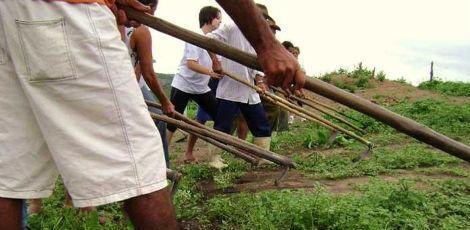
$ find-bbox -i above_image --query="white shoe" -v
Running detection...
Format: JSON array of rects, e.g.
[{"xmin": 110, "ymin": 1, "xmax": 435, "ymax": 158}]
[
  {"xmin": 288, "ymin": 115, "xmax": 294, "ymax": 124},
  {"xmin": 209, "ymin": 154, "xmax": 228, "ymax": 169}
]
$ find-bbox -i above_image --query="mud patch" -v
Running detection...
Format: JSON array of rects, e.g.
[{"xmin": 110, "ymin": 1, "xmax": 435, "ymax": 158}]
[{"xmin": 199, "ymin": 168, "xmax": 468, "ymax": 198}]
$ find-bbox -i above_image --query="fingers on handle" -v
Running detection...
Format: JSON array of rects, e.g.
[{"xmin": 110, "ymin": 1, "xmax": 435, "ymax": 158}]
[{"xmin": 294, "ymin": 69, "xmax": 306, "ymax": 91}]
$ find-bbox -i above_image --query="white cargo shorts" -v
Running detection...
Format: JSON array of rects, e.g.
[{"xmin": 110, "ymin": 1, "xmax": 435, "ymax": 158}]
[{"xmin": 0, "ymin": 1, "xmax": 167, "ymax": 207}]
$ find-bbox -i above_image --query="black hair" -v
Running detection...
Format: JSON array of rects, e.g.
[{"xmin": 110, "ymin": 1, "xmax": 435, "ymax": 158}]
[
  {"xmin": 199, "ymin": 6, "xmax": 221, "ymax": 28},
  {"xmin": 282, "ymin": 41, "xmax": 294, "ymax": 49},
  {"xmin": 138, "ymin": 0, "xmax": 158, "ymax": 6}
]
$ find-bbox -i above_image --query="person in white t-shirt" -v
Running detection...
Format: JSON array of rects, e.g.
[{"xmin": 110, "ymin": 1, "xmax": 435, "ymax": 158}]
[
  {"xmin": 208, "ymin": 17, "xmax": 272, "ymax": 153},
  {"xmin": 167, "ymin": 6, "xmax": 223, "ymax": 162}
]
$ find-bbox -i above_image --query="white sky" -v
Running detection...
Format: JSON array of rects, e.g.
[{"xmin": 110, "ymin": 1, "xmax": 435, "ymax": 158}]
[{"xmin": 151, "ymin": 0, "xmax": 470, "ymax": 85}]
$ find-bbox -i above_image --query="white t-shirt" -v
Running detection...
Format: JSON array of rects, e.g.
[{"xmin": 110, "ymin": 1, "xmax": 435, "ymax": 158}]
[
  {"xmin": 171, "ymin": 39, "xmax": 213, "ymax": 94},
  {"xmin": 208, "ymin": 21, "xmax": 263, "ymax": 104}
]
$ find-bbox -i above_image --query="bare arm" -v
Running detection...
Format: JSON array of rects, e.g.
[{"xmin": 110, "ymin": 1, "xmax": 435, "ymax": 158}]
[
  {"xmin": 215, "ymin": 0, "xmax": 305, "ymax": 92},
  {"xmin": 187, "ymin": 60, "xmax": 222, "ymax": 79},
  {"xmin": 134, "ymin": 26, "xmax": 175, "ymax": 115}
]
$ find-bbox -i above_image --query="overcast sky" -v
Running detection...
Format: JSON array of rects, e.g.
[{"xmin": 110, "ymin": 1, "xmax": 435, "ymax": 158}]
[{"xmin": 150, "ymin": 0, "xmax": 470, "ymax": 85}]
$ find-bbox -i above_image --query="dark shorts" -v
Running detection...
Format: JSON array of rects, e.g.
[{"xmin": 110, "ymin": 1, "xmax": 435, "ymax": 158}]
[
  {"xmin": 214, "ymin": 99, "xmax": 271, "ymax": 137},
  {"xmin": 196, "ymin": 78, "xmax": 219, "ymax": 123},
  {"xmin": 168, "ymin": 87, "xmax": 218, "ymax": 132}
]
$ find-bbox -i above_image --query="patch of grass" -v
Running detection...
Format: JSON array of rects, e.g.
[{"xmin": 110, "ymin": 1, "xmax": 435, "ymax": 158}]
[
  {"xmin": 303, "ymin": 129, "xmax": 330, "ymax": 149},
  {"xmin": 393, "ymin": 77, "xmax": 408, "ymax": 84},
  {"xmin": 416, "ymin": 166, "xmax": 470, "ymax": 177},
  {"xmin": 392, "ymin": 99, "xmax": 470, "ymax": 139},
  {"xmin": 270, "ymin": 122, "xmax": 325, "ymax": 154},
  {"xmin": 213, "ymin": 153, "xmax": 249, "ymax": 189},
  {"xmin": 270, "ymin": 131, "xmax": 298, "ymax": 152},
  {"xmin": 27, "ymin": 182, "xmax": 129, "ymax": 229},
  {"xmin": 205, "ymin": 179, "xmax": 470, "ymax": 229},
  {"xmin": 319, "ymin": 64, "xmax": 379, "ymax": 91},
  {"xmin": 419, "ymin": 80, "xmax": 470, "ymax": 97},
  {"xmin": 294, "ymin": 143, "xmax": 461, "ymax": 179},
  {"xmin": 369, "ymin": 132, "xmax": 409, "ymax": 146},
  {"xmin": 343, "ymin": 98, "xmax": 470, "ymax": 141},
  {"xmin": 172, "ymin": 164, "xmax": 212, "ymax": 221},
  {"xmin": 185, "ymin": 101, "xmax": 198, "ymax": 119},
  {"xmin": 375, "ymin": 144, "xmax": 462, "ymax": 169}
]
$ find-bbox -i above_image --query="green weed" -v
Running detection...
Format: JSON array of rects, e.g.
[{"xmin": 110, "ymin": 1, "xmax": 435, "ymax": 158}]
[
  {"xmin": 418, "ymin": 80, "xmax": 470, "ymax": 97},
  {"xmin": 27, "ymin": 182, "xmax": 129, "ymax": 229},
  {"xmin": 393, "ymin": 77, "xmax": 408, "ymax": 84},
  {"xmin": 204, "ymin": 179, "xmax": 470, "ymax": 229},
  {"xmin": 377, "ymin": 71, "xmax": 386, "ymax": 81},
  {"xmin": 303, "ymin": 129, "xmax": 330, "ymax": 148},
  {"xmin": 294, "ymin": 143, "xmax": 461, "ymax": 179}
]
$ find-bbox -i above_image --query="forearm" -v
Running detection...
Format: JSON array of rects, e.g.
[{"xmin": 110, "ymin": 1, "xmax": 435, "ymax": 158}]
[
  {"xmin": 144, "ymin": 73, "xmax": 170, "ymax": 105},
  {"xmin": 187, "ymin": 61, "xmax": 213, "ymax": 76},
  {"xmin": 215, "ymin": 0, "xmax": 277, "ymax": 52}
]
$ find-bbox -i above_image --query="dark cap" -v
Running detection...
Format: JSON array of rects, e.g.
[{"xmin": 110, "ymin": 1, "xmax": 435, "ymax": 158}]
[{"xmin": 256, "ymin": 3, "xmax": 281, "ymax": 31}]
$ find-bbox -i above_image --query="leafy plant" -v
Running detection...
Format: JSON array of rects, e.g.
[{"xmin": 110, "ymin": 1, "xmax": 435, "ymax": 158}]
[
  {"xmin": 320, "ymin": 72, "xmax": 334, "ymax": 83},
  {"xmin": 333, "ymin": 134, "xmax": 354, "ymax": 146},
  {"xmin": 303, "ymin": 129, "xmax": 330, "ymax": 148},
  {"xmin": 418, "ymin": 80, "xmax": 470, "ymax": 97},
  {"xmin": 356, "ymin": 75, "xmax": 370, "ymax": 88},
  {"xmin": 377, "ymin": 71, "xmax": 386, "ymax": 81}
]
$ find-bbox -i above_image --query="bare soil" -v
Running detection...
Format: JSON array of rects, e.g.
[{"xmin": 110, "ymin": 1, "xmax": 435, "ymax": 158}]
[{"xmin": 199, "ymin": 168, "xmax": 467, "ymax": 198}]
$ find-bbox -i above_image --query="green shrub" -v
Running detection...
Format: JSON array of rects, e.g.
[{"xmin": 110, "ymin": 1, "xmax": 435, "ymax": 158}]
[
  {"xmin": 303, "ymin": 129, "xmax": 330, "ymax": 148},
  {"xmin": 320, "ymin": 72, "xmax": 334, "ymax": 83},
  {"xmin": 356, "ymin": 75, "xmax": 370, "ymax": 88},
  {"xmin": 418, "ymin": 80, "xmax": 470, "ymax": 97},
  {"xmin": 351, "ymin": 66, "xmax": 373, "ymax": 79},
  {"xmin": 377, "ymin": 71, "xmax": 386, "ymax": 81}
]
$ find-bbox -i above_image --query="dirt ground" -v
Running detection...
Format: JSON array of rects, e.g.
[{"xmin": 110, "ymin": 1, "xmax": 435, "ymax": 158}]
[{"xmin": 197, "ymin": 167, "xmax": 468, "ymax": 198}]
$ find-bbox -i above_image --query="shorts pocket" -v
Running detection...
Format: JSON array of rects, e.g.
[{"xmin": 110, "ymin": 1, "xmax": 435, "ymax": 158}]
[{"xmin": 16, "ymin": 18, "xmax": 76, "ymax": 82}]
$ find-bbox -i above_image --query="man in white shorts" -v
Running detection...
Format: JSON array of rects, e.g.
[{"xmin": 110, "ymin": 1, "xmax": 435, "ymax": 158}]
[{"xmin": 0, "ymin": 0, "xmax": 177, "ymax": 228}]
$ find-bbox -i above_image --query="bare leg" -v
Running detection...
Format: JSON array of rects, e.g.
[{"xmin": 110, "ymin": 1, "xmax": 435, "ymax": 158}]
[
  {"xmin": 0, "ymin": 198, "xmax": 22, "ymax": 230},
  {"xmin": 236, "ymin": 116, "xmax": 249, "ymax": 140},
  {"xmin": 185, "ymin": 134, "xmax": 198, "ymax": 162},
  {"xmin": 185, "ymin": 120, "xmax": 205, "ymax": 162},
  {"xmin": 124, "ymin": 188, "xmax": 177, "ymax": 230},
  {"xmin": 28, "ymin": 199, "xmax": 42, "ymax": 214}
]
